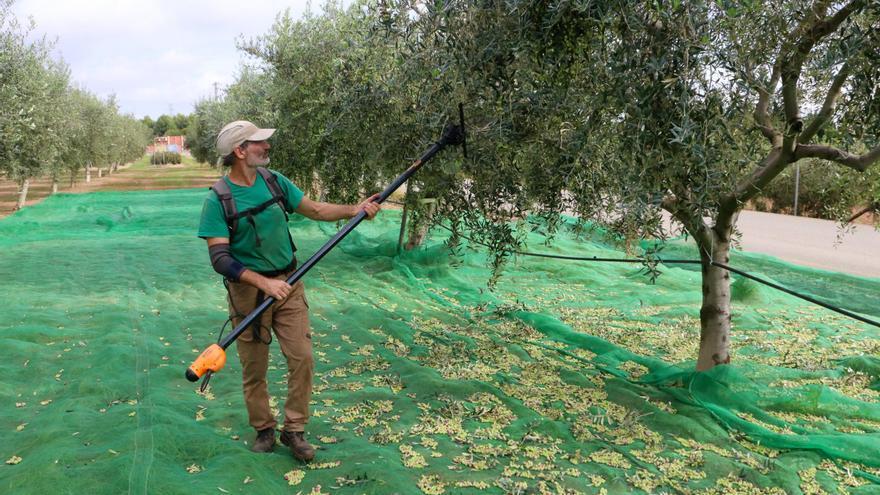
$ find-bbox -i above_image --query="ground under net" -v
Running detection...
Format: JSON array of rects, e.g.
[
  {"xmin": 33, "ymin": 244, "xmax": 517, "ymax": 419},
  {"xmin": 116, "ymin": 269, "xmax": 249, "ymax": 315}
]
[{"xmin": 1, "ymin": 188, "xmax": 879, "ymax": 495}]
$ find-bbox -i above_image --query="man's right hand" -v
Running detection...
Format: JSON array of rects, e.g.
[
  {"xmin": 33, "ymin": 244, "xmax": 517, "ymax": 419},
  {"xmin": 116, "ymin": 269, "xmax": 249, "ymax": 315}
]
[
  {"xmin": 238, "ymin": 268, "xmax": 293, "ymax": 300},
  {"xmin": 260, "ymin": 277, "xmax": 293, "ymax": 300}
]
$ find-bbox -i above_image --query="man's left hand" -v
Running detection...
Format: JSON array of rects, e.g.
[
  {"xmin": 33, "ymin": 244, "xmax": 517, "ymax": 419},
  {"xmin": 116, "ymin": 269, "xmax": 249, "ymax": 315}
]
[{"xmin": 357, "ymin": 194, "xmax": 381, "ymax": 220}]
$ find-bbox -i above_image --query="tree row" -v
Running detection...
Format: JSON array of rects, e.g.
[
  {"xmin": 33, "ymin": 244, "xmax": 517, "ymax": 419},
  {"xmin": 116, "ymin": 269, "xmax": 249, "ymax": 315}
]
[{"xmin": 0, "ymin": 1, "xmax": 152, "ymax": 209}]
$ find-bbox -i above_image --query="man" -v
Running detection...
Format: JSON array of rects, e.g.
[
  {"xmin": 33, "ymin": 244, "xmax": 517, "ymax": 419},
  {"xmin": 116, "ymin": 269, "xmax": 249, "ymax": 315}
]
[{"xmin": 197, "ymin": 120, "xmax": 380, "ymax": 462}]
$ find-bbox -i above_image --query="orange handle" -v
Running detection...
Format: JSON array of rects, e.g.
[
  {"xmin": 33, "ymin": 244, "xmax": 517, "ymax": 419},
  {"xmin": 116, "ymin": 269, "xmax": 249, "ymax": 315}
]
[{"xmin": 185, "ymin": 344, "xmax": 227, "ymax": 382}]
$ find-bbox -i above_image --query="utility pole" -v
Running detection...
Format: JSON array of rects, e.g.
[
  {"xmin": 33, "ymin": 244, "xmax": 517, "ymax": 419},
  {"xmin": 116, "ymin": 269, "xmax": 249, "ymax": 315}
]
[{"xmin": 213, "ymin": 82, "xmax": 219, "ymax": 100}]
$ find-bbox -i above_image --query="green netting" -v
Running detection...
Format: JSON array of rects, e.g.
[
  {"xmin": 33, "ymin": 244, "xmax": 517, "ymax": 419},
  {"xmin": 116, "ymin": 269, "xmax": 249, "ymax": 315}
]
[{"xmin": 1, "ymin": 189, "xmax": 879, "ymax": 494}]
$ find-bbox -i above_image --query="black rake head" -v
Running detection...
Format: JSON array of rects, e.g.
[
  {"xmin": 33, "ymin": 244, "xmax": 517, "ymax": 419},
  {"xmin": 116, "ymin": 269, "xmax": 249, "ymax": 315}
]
[{"xmin": 440, "ymin": 103, "xmax": 467, "ymax": 158}]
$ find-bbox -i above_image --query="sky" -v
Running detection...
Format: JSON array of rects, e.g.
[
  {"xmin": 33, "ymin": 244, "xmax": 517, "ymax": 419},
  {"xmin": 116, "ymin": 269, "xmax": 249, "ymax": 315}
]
[{"xmin": 11, "ymin": 0, "xmax": 318, "ymax": 119}]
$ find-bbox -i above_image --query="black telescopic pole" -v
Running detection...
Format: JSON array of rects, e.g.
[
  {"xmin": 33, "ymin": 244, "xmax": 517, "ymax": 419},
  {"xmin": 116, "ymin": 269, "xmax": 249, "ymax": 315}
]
[{"xmin": 216, "ymin": 119, "xmax": 465, "ymax": 351}]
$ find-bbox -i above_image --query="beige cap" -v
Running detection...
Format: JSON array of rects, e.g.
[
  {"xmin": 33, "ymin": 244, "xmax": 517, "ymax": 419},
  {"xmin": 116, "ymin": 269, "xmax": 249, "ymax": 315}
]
[{"xmin": 215, "ymin": 120, "xmax": 275, "ymax": 157}]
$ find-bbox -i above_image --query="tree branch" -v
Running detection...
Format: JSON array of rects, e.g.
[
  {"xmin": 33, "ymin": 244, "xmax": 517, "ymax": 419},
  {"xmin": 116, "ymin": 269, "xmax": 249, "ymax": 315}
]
[
  {"xmin": 794, "ymin": 144, "xmax": 880, "ymax": 172},
  {"xmin": 779, "ymin": 0, "xmax": 865, "ymax": 132},
  {"xmin": 799, "ymin": 60, "xmax": 851, "ymax": 143},
  {"xmin": 754, "ymin": 64, "xmax": 782, "ymax": 145},
  {"xmin": 718, "ymin": 148, "xmax": 787, "ymax": 221},
  {"xmin": 821, "ymin": 0, "xmax": 866, "ymax": 35},
  {"xmin": 661, "ymin": 194, "xmax": 709, "ymax": 246},
  {"xmin": 848, "ymin": 203, "xmax": 878, "ymax": 224}
]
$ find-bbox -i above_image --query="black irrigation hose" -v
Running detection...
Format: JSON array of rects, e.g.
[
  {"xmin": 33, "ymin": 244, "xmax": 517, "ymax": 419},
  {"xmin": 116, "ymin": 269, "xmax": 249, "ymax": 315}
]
[
  {"xmin": 508, "ymin": 250, "xmax": 700, "ymax": 265},
  {"xmin": 429, "ymin": 223, "xmax": 880, "ymax": 329},
  {"xmin": 710, "ymin": 261, "xmax": 880, "ymax": 329}
]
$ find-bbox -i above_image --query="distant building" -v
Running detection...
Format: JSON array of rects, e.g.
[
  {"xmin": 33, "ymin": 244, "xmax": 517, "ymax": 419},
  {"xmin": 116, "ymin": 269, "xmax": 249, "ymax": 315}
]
[{"xmin": 147, "ymin": 135, "xmax": 187, "ymax": 154}]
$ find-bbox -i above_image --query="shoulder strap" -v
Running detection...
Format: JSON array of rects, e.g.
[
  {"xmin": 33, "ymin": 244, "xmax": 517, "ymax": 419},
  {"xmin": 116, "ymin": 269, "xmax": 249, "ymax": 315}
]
[
  {"xmin": 256, "ymin": 167, "xmax": 297, "ymax": 254},
  {"xmin": 256, "ymin": 167, "xmax": 290, "ymax": 213},
  {"xmin": 210, "ymin": 178, "xmax": 238, "ymax": 239}
]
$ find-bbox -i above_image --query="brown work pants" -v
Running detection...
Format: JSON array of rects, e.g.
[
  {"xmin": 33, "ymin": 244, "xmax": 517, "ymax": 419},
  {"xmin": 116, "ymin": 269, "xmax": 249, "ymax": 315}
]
[{"xmin": 227, "ymin": 276, "xmax": 313, "ymax": 433}]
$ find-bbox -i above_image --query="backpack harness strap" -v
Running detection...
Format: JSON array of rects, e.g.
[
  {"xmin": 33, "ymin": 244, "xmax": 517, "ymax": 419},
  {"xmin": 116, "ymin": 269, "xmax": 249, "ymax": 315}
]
[
  {"xmin": 210, "ymin": 178, "xmax": 238, "ymax": 239},
  {"xmin": 210, "ymin": 167, "xmax": 291, "ymax": 246},
  {"xmin": 210, "ymin": 168, "xmax": 297, "ymax": 252}
]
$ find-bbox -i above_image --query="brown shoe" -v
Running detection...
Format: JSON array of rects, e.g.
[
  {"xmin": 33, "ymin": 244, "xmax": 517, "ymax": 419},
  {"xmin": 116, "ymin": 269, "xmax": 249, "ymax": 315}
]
[
  {"xmin": 280, "ymin": 430, "xmax": 315, "ymax": 462},
  {"xmin": 250, "ymin": 428, "xmax": 276, "ymax": 453}
]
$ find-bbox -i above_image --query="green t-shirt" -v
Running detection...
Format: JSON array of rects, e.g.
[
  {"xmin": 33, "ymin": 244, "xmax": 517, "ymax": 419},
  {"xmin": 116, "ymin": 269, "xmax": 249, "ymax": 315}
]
[{"xmin": 198, "ymin": 169, "xmax": 304, "ymax": 273}]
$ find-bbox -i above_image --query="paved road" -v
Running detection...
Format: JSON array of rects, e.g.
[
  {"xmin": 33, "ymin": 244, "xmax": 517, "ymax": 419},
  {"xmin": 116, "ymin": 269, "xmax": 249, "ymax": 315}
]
[{"xmin": 735, "ymin": 210, "xmax": 880, "ymax": 279}]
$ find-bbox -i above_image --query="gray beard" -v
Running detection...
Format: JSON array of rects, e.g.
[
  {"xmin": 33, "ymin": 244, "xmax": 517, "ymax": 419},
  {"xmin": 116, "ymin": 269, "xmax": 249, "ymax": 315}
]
[{"xmin": 247, "ymin": 156, "xmax": 270, "ymax": 167}]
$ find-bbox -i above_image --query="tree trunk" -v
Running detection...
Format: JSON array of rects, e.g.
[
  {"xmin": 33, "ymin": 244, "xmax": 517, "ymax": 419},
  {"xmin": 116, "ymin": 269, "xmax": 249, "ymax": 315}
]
[
  {"xmin": 405, "ymin": 222, "xmax": 430, "ymax": 249},
  {"xmin": 98, "ymin": 168, "xmax": 103, "ymax": 178},
  {"xmin": 397, "ymin": 201, "xmax": 409, "ymax": 253},
  {"xmin": 405, "ymin": 198, "xmax": 436, "ymax": 250},
  {"xmin": 310, "ymin": 171, "xmax": 321, "ymax": 200},
  {"xmin": 69, "ymin": 171, "xmax": 75, "ymax": 188},
  {"xmin": 15, "ymin": 179, "xmax": 29, "ymax": 210},
  {"xmin": 696, "ymin": 234, "xmax": 733, "ymax": 371},
  {"xmin": 51, "ymin": 179, "xmax": 58, "ymax": 194},
  {"xmin": 86, "ymin": 163, "xmax": 92, "ymax": 183}
]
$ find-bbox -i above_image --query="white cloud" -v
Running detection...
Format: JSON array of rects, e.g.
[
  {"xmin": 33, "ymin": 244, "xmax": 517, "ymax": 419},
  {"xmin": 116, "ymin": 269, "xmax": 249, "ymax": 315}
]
[
  {"xmin": 154, "ymin": 50, "xmax": 190, "ymax": 66},
  {"xmin": 11, "ymin": 0, "xmax": 324, "ymax": 118}
]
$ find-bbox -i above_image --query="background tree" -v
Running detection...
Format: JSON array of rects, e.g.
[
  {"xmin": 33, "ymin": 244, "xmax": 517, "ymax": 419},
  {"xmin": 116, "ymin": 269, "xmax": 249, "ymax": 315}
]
[
  {"xmin": 239, "ymin": 1, "xmax": 445, "ymax": 245},
  {"xmin": 754, "ymin": 157, "xmax": 880, "ymax": 220},
  {"xmin": 15, "ymin": 59, "xmax": 69, "ymax": 206},
  {"xmin": 0, "ymin": 0, "xmax": 67, "ymax": 208},
  {"xmin": 145, "ymin": 112, "xmax": 195, "ymax": 137},
  {"xmin": 152, "ymin": 114, "xmax": 176, "ymax": 137},
  {"xmin": 188, "ymin": 97, "xmax": 233, "ymax": 165},
  {"xmin": 1, "ymin": 1, "xmax": 152, "ymax": 203},
  {"xmin": 171, "ymin": 113, "xmax": 189, "ymax": 136},
  {"xmin": 140, "ymin": 115, "xmax": 154, "ymax": 132}
]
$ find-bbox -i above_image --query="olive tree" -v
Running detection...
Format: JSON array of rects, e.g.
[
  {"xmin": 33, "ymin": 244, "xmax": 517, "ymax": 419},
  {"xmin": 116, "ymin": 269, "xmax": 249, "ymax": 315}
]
[
  {"xmin": 0, "ymin": 1, "xmax": 90, "ymax": 208},
  {"xmin": 377, "ymin": 0, "xmax": 879, "ymax": 370},
  {"xmin": 80, "ymin": 93, "xmax": 114, "ymax": 183},
  {"xmin": 16, "ymin": 60, "xmax": 69, "ymax": 205},
  {"xmin": 105, "ymin": 110, "xmax": 150, "ymax": 175},
  {"xmin": 611, "ymin": 1, "xmax": 879, "ymax": 370}
]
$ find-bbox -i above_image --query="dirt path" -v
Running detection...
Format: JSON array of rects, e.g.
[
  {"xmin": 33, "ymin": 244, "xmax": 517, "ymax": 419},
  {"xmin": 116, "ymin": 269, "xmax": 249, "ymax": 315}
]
[
  {"xmin": 0, "ymin": 158, "xmax": 221, "ymax": 219},
  {"xmin": 661, "ymin": 209, "xmax": 880, "ymax": 279},
  {"xmin": 736, "ymin": 210, "xmax": 880, "ymax": 279}
]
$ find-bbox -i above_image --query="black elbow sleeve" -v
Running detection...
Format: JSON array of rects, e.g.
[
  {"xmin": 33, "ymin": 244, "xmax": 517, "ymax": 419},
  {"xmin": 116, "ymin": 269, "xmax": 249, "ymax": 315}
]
[{"xmin": 208, "ymin": 244, "xmax": 246, "ymax": 281}]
